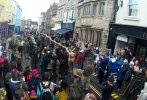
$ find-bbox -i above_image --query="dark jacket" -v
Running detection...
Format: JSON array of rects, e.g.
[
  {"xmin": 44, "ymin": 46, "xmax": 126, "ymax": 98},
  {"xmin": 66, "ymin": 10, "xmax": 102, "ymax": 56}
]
[
  {"xmin": 141, "ymin": 61, "xmax": 147, "ymax": 69},
  {"xmin": 28, "ymin": 77, "xmax": 40, "ymax": 92},
  {"xmin": 102, "ymin": 82, "xmax": 114, "ymax": 100},
  {"xmin": 124, "ymin": 73, "xmax": 146, "ymax": 100},
  {"xmin": 99, "ymin": 58, "xmax": 109, "ymax": 71},
  {"xmin": 9, "ymin": 79, "xmax": 28, "ymax": 96},
  {"xmin": 117, "ymin": 64, "xmax": 129, "ymax": 81}
]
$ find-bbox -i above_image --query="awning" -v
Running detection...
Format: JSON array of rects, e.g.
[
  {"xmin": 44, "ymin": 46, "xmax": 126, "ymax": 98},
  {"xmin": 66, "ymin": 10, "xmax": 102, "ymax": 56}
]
[
  {"xmin": 55, "ymin": 28, "xmax": 72, "ymax": 35},
  {"xmin": 117, "ymin": 35, "xmax": 128, "ymax": 42}
]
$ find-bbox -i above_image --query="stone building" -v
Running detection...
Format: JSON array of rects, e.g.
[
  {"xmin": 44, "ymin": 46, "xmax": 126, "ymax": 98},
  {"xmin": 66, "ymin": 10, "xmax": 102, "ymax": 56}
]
[
  {"xmin": 45, "ymin": 3, "xmax": 58, "ymax": 34},
  {"xmin": 75, "ymin": 0, "xmax": 115, "ymax": 48},
  {"xmin": 108, "ymin": 0, "xmax": 147, "ymax": 58},
  {"xmin": 54, "ymin": 0, "xmax": 76, "ymax": 39},
  {"xmin": 38, "ymin": 12, "xmax": 46, "ymax": 32}
]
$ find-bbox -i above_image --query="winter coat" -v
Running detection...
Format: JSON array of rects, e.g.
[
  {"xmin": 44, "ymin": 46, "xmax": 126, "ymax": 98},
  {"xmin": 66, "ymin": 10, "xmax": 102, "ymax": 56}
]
[
  {"xmin": 56, "ymin": 89, "xmax": 68, "ymax": 100},
  {"xmin": 124, "ymin": 73, "xmax": 146, "ymax": 100},
  {"xmin": 141, "ymin": 61, "xmax": 147, "ymax": 69},
  {"xmin": 75, "ymin": 53, "xmax": 85, "ymax": 64},
  {"xmin": 28, "ymin": 77, "xmax": 40, "ymax": 92},
  {"xmin": 9, "ymin": 78, "xmax": 28, "ymax": 96},
  {"xmin": 99, "ymin": 58, "xmax": 109, "ymax": 71},
  {"xmin": 101, "ymin": 82, "xmax": 114, "ymax": 100},
  {"xmin": 117, "ymin": 64, "xmax": 129, "ymax": 81},
  {"xmin": 111, "ymin": 60, "xmax": 123, "ymax": 74}
]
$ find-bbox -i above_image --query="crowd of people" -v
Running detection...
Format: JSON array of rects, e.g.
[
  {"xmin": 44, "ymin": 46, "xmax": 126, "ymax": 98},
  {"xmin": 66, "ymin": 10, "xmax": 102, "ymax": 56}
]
[
  {"xmin": 0, "ymin": 33, "xmax": 96, "ymax": 100},
  {"xmin": 0, "ymin": 32, "xmax": 146, "ymax": 100}
]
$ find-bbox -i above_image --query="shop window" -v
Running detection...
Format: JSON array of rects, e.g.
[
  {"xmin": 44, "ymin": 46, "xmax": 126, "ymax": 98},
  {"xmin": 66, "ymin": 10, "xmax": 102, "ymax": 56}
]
[{"xmin": 128, "ymin": 0, "xmax": 138, "ymax": 16}]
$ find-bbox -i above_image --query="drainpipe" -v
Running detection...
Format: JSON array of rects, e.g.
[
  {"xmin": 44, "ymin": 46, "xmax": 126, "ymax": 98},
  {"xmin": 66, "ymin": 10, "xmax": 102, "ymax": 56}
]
[{"xmin": 111, "ymin": 0, "xmax": 119, "ymax": 23}]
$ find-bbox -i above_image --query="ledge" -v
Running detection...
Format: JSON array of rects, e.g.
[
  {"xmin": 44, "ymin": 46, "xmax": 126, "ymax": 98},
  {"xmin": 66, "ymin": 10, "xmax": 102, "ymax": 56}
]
[{"xmin": 123, "ymin": 17, "xmax": 140, "ymax": 21}]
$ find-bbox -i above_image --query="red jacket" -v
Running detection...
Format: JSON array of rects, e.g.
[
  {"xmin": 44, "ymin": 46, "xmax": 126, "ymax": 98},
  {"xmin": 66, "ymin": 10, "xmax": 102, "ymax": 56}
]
[
  {"xmin": 0, "ymin": 57, "xmax": 5, "ymax": 68},
  {"xmin": 75, "ymin": 52, "xmax": 85, "ymax": 64}
]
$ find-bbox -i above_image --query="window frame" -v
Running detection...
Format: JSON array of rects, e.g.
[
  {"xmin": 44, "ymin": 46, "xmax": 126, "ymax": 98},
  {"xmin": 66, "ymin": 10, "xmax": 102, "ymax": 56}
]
[
  {"xmin": 128, "ymin": 0, "xmax": 139, "ymax": 17},
  {"xmin": 99, "ymin": 2, "xmax": 105, "ymax": 16},
  {"xmin": 91, "ymin": 3, "xmax": 97, "ymax": 16}
]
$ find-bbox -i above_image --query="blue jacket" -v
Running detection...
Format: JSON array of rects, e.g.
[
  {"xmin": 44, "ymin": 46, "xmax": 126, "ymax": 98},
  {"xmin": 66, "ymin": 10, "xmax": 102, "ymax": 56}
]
[
  {"xmin": 117, "ymin": 64, "xmax": 129, "ymax": 81},
  {"xmin": 9, "ymin": 79, "xmax": 28, "ymax": 96},
  {"xmin": 99, "ymin": 58, "xmax": 109, "ymax": 71},
  {"xmin": 111, "ymin": 60, "xmax": 123, "ymax": 73}
]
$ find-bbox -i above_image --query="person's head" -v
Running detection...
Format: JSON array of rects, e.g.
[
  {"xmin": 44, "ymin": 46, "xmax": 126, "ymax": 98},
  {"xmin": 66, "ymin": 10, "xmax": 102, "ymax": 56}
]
[
  {"xmin": 145, "ymin": 57, "xmax": 147, "ymax": 62},
  {"xmin": 107, "ymin": 76, "xmax": 114, "ymax": 84},
  {"xmin": 129, "ymin": 61, "xmax": 134, "ymax": 67},
  {"xmin": 11, "ymin": 69, "xmax": 20, "ymax": 81},
  {"xmin": 135, "ymin": 59, "xmax": 139, "ymax": 66},
  {"xmin": 25, "ymin": 66, "xmax": 30, "ymax": 70},
  {"xmin": 59, "ymin": 80, "xmax": 68, "ymax": 91},
  {"xmin": 139, "ymin": 68, "xmax": 147, "ymax": 76},
  {"xmin": 42, "ymin": 92, "xmax": 52, "ymax": 100},
  {"xmin": 123, "ymin": 59, "xmax": 128, "ymax": 64},
  {"xmin": 42, "ymin": 72, "xmax": 50, "ymax": 81},
  {"xmin": 73, "ymin": 69, "xmax": 83, "ymax": 82},
  {"xmin": 84, "ymin": 93, "xmax": 97, "ymax": 100},
  {"xmin": 32, "ymin": 68, "xmax": 39, "ymax": 78}
]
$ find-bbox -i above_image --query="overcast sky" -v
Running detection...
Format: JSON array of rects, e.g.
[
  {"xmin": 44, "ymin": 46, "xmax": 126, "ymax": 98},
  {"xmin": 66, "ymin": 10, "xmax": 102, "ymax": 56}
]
[{"xmin": 16, "ymin": 0, "xmax": 59, "ymax": 21}]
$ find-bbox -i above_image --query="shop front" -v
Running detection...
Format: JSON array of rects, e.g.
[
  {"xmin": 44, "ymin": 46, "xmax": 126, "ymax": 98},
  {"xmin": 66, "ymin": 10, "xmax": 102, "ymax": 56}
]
[{"xmin": 107, "ymin": 23, "xmax": 147, "ymax": 59}]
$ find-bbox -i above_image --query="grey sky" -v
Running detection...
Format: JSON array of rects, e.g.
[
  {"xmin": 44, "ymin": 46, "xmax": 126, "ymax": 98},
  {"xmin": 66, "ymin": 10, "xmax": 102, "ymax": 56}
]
[{"xmin": 16, "ymin": 0, "xmax": 59, "ymax": 21}]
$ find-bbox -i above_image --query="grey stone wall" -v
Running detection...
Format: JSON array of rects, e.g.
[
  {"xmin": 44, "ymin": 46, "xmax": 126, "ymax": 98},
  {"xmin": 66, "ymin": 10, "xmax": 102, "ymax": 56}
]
[{"xmin": 75, "ymin": 0, "xmax": 115, "ymax": 48}]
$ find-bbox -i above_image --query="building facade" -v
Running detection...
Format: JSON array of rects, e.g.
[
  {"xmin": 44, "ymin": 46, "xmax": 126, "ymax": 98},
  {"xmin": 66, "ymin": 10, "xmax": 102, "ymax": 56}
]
[
  {"xmin": 0, "ymin": 0, "xmax": 21, "ymax": 36},
  {"xmin": 75, "ymin": 0, "xmax": 115, "ymax": 48},
  {"xmin": 21, "ymin": 19, "xmax": 32, "ymax": 32},
  {"xmin": 38, "ymin": 12, "xmax": 46, "ymax": 32},
  {"xmin": 45, "ymin": 3, "xmax": 58, "ymax": 34},
  {"xmin": 53, "ymin": 0, "xmax": 76, "ymax": 39},
  {"xmin": 107, "ymin": 0, "xmax": 147, "ymax": 59},
  {"xmin": 14, "ymin": 5, "xmax": 22, "ymax": 34}
]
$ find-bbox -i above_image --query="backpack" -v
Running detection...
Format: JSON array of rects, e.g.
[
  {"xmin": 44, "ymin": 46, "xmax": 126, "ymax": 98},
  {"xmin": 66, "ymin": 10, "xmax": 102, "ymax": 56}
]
[
  {"xmin": 41, "ymin": 82, "xmax": 55, "ymax": 100},
  {"xmin": 29, "ymin": 84, "xmax": 37, "ymax": 99},
  {"xmin": 14, "ymin": 83, "xmax": 25, "ymax": 99}
]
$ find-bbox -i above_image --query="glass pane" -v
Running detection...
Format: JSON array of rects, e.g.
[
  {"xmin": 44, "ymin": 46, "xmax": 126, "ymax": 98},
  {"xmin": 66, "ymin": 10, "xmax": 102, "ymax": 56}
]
[{"xmin": 128, "ymin": 4, "xmax": 138, "ymax": 16}]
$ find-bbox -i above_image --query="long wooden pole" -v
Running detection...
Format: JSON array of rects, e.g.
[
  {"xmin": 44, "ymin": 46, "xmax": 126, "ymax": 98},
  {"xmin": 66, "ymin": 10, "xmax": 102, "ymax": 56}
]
[{"xmin": 41, "ymin": 33, "xmax": 69, "ymax": 52}]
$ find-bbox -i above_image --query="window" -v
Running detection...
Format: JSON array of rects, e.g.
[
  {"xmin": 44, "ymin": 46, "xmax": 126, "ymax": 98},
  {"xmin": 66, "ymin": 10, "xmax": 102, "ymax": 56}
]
[
  {"xmin": 83, "ymin": 4, "xmax": 91, "ymax": 16},
  {"xmin": 92, "ymin": 4, "xmax": 97, "ymax": 15},
  {"xmin": 99, "ymin": 2, "xmax": 105, "ymax": 15},
  {"xmin": 79, "ymin": 0, "xmax": 84, "ymax": 3},
  {"xmin": 128, "ymin": 0, "xmax": 138, "ymax": 16},
  {"xmin": 78, "ymin": 8, "xmax": 81, "ymax": 17}
]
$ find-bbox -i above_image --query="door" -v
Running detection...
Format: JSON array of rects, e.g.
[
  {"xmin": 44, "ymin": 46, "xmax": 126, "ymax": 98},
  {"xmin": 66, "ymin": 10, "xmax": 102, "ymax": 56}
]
[{"xmin": 135, "ymin": 45, "xmax": 146, "ymax": 59}]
